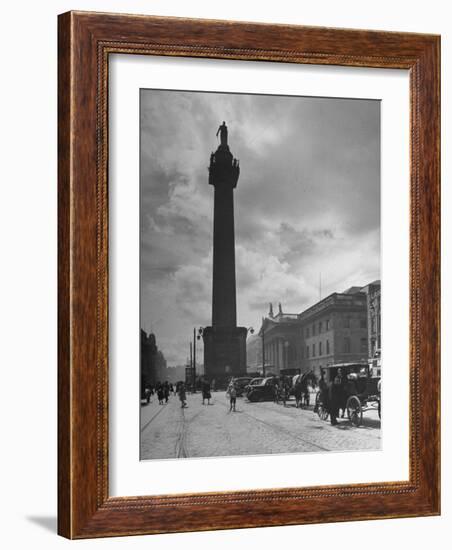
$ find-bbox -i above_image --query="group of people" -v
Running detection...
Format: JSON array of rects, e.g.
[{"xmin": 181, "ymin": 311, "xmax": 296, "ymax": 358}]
[
  {"xmin": 143, "ymin": 377, "xmax": 244, "ymax": 412},
  {"xmin": 271, "ymin": 378, "xmax": 293, "ymax": 407},
  {"xmin": 143, "ymin": 381, "xmax": 176, "ymax": 405},
  {"xmin": 144, "ymin": 381, "xmax": 189, "ymax": 406},
  {"xmin": 142, "ymin": 380, "xmax": 209, "ymax": 410}
]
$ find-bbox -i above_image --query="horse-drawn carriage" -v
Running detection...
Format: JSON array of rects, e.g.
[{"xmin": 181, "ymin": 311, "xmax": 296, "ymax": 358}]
[
  {"xmin": 292, "ymin": 371, "xmax": 318, "ymax": 408},
  {"xmin": 315, "ymin": 363, "xmax": 380, "ymax": 426}
]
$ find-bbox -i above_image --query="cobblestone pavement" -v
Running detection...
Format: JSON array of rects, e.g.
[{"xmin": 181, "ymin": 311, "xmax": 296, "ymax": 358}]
[{"xmin": 140, "ymin": 391, "xmax": 381, "ymax": 460}]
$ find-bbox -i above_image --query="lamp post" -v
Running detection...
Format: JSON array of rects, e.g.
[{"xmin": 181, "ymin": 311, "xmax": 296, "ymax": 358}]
[
  {"xmin": 260, "ymin": 317, "xmax": 266, "ymax": 378},
  {"xmin": 235, "ymin": 326, "xmax": 255, "ymax": 379},
  {"xmin": 192, "ymin": 328, "xmax": 197, "ymax": 392},
  {"xmin": 196, "ymin": 326, "xmax": 206, "ymax": 386},
  {"xmin": 189, "ymin": 342, "xmax": 193, "ymax": 390},
  {"xmin": 246, "ymin": 327, "xmax": 255, "ymax": 377}
]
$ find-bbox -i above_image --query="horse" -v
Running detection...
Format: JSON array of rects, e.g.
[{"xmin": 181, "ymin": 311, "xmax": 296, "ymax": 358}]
[{"xmin": 294, "ymin": 371, "xmax": 318, "ymax": 409}]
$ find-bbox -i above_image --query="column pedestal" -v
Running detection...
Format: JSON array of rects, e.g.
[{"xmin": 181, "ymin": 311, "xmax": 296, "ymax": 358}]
[{"xmin": 202, "ymin": 326, "xmax": 247, "ymax": 387}]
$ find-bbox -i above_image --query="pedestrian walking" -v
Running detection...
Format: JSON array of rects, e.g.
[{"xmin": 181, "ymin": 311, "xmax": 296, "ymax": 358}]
[
  {"xmin": 303, "ymin": 386, "xmax": 310, "ymax": 407},
  {"xmin": 164, "ymin": 381, "xmax": 170, "ymax": 403},
  {"xmin": 281, "ymin": 382, "xmax": 288, "ymax": 407},
  {"xmin": 226, "ymin": 379, "xmax": 237, "ymax": 412},
  {"xmin": 157, "ymin": 384, "xmax": 164, "ymax": 405},
  {"xmin": 273, "ymin": 382, "xmax": 280, "ymax": 404},
  {"xmin": 144, "ymin": 386, "xmax": 151, "ymax": 404},
  {"xmin": 294, "ymin": 376, "xmax": 303, "ymax": 408},
  {"xmin": 329, "ymin": 368, "xmax": 344, "ymax": 425},
  {"xmin": 202, "ymin": 378, "xmax": 212, "ymax": 405},
  {"xmin": 178, "ymin": 382, "xmax": 187, "ymax": 408}
]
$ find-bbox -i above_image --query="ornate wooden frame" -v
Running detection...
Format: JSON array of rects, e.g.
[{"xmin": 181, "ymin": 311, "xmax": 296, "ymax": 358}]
[{"xmin": 58, "ymin": 11, "xmax": 440, "ymax": 539}]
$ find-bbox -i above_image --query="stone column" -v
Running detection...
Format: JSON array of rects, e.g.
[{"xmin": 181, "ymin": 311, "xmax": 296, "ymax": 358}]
[{"xmin": 202, "ymin": 124, "xmax": 247, "ymax": 384}]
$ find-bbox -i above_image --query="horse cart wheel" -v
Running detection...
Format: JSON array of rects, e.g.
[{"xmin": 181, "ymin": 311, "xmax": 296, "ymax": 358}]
[
  {"xmin": 315, "ymin": 391, "xmax": 329, "ymax": 420},
  {"xmin": 346, "ymin": 395, "xmax": 362, "ymax": 427}
]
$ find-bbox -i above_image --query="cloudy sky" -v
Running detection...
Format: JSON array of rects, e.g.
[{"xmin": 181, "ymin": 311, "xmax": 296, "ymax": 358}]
[{"xmin": 140, "ymin": 89, "xmax": 380, "ymax": 367}]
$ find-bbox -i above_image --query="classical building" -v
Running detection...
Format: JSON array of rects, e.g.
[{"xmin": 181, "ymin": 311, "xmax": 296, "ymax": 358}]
[
  {"xmin": 255, "ymin": 286, "xmax": 373, "ymax": 377},
  {"xmin": 258, "ymin": 303, "xmax": 303, "ymax": 376},
  {"xmin": 202, "ymin": 123, "xmax": 248, "ymax": 384},
  {"xmin": 298, "ymin": 287, "xmax": 369, "ymax": 374}
]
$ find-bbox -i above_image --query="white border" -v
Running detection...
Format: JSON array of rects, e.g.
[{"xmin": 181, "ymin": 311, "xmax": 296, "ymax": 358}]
[{"xmin": 109, "ymin": 55, "xmax": 409, "ymax": 497}]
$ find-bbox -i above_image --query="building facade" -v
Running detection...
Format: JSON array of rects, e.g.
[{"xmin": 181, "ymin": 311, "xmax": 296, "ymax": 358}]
[
  {"xmin": 361, "ymin": 280, "xmax": 381, "ymax": 359},
  {"xmin": 257, "ymin": 303, "xmax": 303, "ymax": 376},
  {"xmin": 255, "ymin": 286, "xmax": 372, "ymax": 377},
  {"xmin": 297, "ymin": 288, "xmax": 369, "ymax": 374},
  {"xmin": 140, "ymin": 329, "xmax": 168, "ymax": 392}
]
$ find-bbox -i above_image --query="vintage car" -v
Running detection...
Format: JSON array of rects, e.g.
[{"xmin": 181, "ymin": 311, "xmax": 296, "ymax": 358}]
[
  {"xmin": 233, "ymin": 377, "xmax": 253, "ymax": 397},
  {"xmin": 244, "ymin": 377, "xmax": 264, "ymax": 396},
  {"xmin": 246, "ymin": 376, "xmax": 279, "ymax": 402},
  {"xmin": 315, "ymin": 363, "xmax": 381, "ymax": 426}
]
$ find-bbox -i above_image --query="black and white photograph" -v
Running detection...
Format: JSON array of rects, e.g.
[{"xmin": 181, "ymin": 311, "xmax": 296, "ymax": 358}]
[{"xmin": 140, "ymin": 89, "xmax": 382, "ymax": 461}]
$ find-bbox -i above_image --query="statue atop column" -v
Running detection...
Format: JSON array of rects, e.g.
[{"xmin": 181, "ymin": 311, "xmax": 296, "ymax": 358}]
[
  {"xmin": 209, "ymin": 121, "xmax": 239, "ymax": 188},
  {"xmin": 216, "ymin": 121, "xmax": 228, "ymax": 147}
]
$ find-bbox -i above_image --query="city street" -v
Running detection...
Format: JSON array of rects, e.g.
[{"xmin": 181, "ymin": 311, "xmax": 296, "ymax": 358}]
[{"xmin": 140, "ymin": 391, "xmax": 381, "ymax": 460}]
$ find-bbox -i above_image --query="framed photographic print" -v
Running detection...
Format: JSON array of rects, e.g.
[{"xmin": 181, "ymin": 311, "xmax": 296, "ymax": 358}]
[{"xmin": 58, "ymin": 11, "xmax": 440, "ymax": 538}]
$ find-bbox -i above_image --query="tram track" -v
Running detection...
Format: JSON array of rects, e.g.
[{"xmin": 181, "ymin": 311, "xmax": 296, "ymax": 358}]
[
  {"xmin": 175, "ymin": 407, "xmax": 205, "ymax": 459},
  {"xmin": 140, "ymin": 403, "xmax": 167, "ymax": 434},
  {"xmin": 217, "ymin": 399, "xmax": 330, "ymax": 452}
]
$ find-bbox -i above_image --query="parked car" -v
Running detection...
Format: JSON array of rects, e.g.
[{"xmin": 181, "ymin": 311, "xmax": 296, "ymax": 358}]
[
  {"xmin": 246, "ymin": 377, "xmax": 279, "ymax": 402},
  {"xmin": 233, "ymin": 377, "xmax": 253, "ymax": 397},
  {"xmin": 244, "ymin": 377, "xmax": 264, "ymax": 396}
]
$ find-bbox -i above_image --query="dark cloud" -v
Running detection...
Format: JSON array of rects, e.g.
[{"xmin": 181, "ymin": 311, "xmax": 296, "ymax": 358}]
[{"xmin": 140, "ymin": 89, "xmax": 380, "ymax": 366}]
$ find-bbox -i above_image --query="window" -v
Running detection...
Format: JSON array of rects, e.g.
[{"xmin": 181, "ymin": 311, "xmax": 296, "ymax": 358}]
[
  {"xmin": 326, "ymin": 319, "xmax": 330, "ymax": 330},
  {"xmin": 343, "ymin": 317, "xmax": 350, "ymax": 328},
  {"xmin": 343, "ymin": 337, "xmax": 351, "ymax": 353},
  {"xmin": 360, "ymin": 318, "xmax": 367, "ymax": 329},
  {"xmin": 360, "ymin": 337, "xmax": 367, "ymax": 353},
  {"xmin": 318, "ymin": 321, "xmax": 322, "ymax": 333},
  {"xmin": 306, "ymin": 327, "xmax": 310, "ymax": 338},
  {"xmin": 312, "ymin": 324, "xmax": 316, "ymax": 336},
  {"xmin": 312, "ymin": 343, "xmax": 316, "ymax": 357},
  {"xmin": 319, "ymin": 341, "xmax": 323, "ymax": 355},
  {"xmin": 326, "ymin": 339, "xmax": 330, "ymax": 354},
  {"xmin": 306, "ymin": 346, "xmax": 309, "ymax": 358}
]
